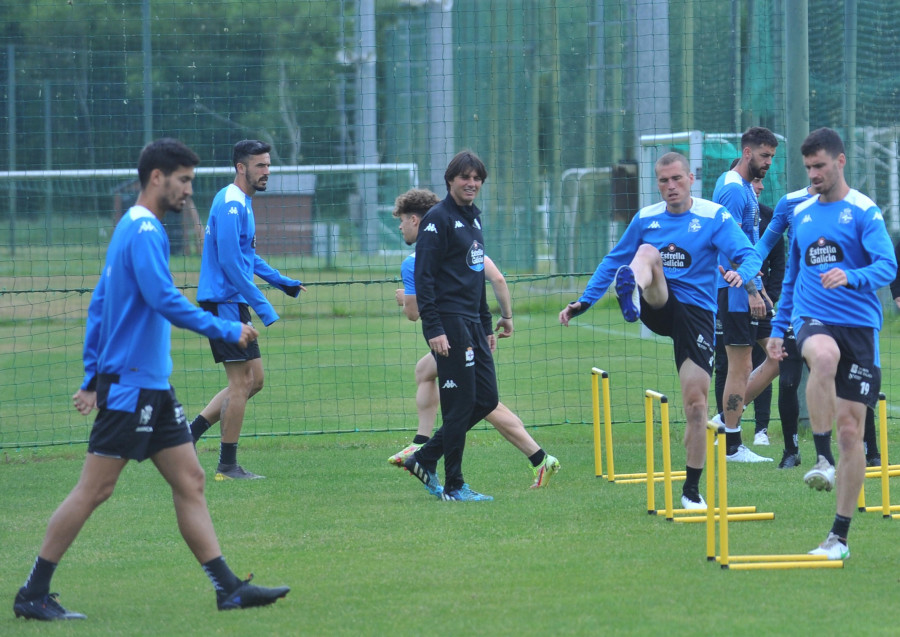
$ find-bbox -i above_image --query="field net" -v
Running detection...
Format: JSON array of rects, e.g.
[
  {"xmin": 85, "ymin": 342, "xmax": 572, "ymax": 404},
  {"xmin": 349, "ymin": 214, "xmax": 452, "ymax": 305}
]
[{"xmin": 3, "ymin": 1, "xmax": 900, "ymax": 448}]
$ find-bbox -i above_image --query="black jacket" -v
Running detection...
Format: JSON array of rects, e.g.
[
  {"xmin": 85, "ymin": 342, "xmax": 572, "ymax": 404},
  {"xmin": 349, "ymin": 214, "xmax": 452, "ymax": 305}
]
[{"xmin": 414, "ymin": 194, "xmax": 492, "ymax": 340}]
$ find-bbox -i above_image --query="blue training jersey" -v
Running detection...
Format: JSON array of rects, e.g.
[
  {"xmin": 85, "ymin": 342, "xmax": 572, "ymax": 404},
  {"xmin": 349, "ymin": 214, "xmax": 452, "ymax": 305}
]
[
  {"xmin": 197, "ymin": 183, "xmax": 299, "ymax": 326},
  {"xmin": 772, "ymin": 189, "xmax": 897, "ymax": 338},
  {"xmin": 577, "ymin": 198, "xmax": 761, "ymax": 314},
  {"xmin": 401, "ymin": 252, "xmax": 416, "ymax": 294},
  {"xmin": 713, "ymin": 170, "xmax": 762, "ymax": 296},
  {"xmin": 755, "ymin": 187, "xmax": 814, "ymax": 282},
  {"xmin": 81, "ymin": 206, "xmax": 242, "ymax": 391}
]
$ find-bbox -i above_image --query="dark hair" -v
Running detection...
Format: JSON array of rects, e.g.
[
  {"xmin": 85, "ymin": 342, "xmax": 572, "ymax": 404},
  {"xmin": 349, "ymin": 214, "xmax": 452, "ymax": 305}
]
[
  {"xmin": 232, "ymin": 139, "xmax": 272, "ymax": 168},
  {"xmin": 444, "ymin": 150, "xmax": 487, "ymax": 192},
  {"xmin": 741, "ymin": 126, "xmax": 779, "ymax": 150},
  {"xmin": 801, "ymin": 127, "xmax": 845, "ymax": 158},
  {"xmin": 137, "ymin": 138, "xmax": 200, "ymax": 188},
  {"xmin": 393, "ymin": 188, "xmax": 440, "ymax": 218},
  {"xmin": 729, "ymin": 157, "xmax": 740, "ymax": 170}
]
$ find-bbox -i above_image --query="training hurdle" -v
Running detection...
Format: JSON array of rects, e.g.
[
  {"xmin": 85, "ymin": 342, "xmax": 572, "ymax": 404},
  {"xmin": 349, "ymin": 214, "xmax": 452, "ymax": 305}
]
[
  {"xmin": 589, "ymin": 368, "xmax": 686, "ymax": 485},
  {"xmin": 704, "ymin": 422, "xmax": 842, "ymax": 570},
  {"xmin": 856, "ymin": 394, "xmax": 900, "ymax": 517}
]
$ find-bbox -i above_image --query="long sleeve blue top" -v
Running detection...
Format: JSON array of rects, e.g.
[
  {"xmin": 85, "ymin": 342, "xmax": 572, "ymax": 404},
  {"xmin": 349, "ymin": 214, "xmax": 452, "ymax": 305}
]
[
  {"xmin": 772, "ymin": 189, "xmax": 897, "ymax": 338},
  {"xmin": 197, "ymin": 184, "xmax": 300, "ymax": 326},
  {"xmin": 577, "ymin": 197, "xmax": 762, "ymax": 314},
  {"xmin": 81, "ymin": 206, "xmax": 242, "ymax": 391}
]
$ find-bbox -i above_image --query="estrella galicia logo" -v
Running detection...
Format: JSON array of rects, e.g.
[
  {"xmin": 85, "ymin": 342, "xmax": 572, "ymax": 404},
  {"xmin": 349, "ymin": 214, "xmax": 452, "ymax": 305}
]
[
  {"xmin": 467, "ymin": 240, "xmax": 485, "ymax": 272},
  {"xmin": 805, "ymin": 237, "xmax": 842, "ymax": 267},
  {"xmin": 659, "ymin": 243, "xmax": 691, "ymax": 269}
]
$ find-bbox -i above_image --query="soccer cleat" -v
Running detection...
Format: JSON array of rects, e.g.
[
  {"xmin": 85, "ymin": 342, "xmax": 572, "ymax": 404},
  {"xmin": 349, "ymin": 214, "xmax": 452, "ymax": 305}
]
[
  {"xmin": 804, "ymin": 455, "xmax": 836, "ymax": 492},
  {"xmin": 531, "ymin": 454, "xmax": 560, "ymax": 488},
  {"xmin": 726, "ymin": 445, "xmax": 773, "ymax": 463},
  {"xmin": 866, "ymin": 454, "xmax": 882, "ymax": 468},
  {"xmin": 216, "ymin": 575, "xmax": 290, "ymax": 611},
  {"xmin": 13, "ymin": 589, "xmax": 86, "ymax": 621},
  {"xmin": 681, "ymin": 491, "xmax": 707, "ymax": 511},
  {"xmin": 808, "ymin": 532, "xmax": 849, "ymax": 561},
  {"xmin": 614, "ymin": 265, "xmax": 641, "ymax": 323},
  {"xmin": 388, "ymin": 442, "xmax": 423, "ymax": 466},
  {"xmin": 777, "ymin": 451, "xmax": 802, "ymax": 469},
  {"xmin": 215, "ymin": 464, "xmax": 265, "ymax": 481},
  {"xmin": 402, "ymin": 455, "xmax": 443, "ymax": 496},
  {"xmin": 753, "ymin": 430, "xmax": 770, "ymax": 446},
  {"xmin": 441, "ymin": 484, "xmax": 493, "ymax": 501}
]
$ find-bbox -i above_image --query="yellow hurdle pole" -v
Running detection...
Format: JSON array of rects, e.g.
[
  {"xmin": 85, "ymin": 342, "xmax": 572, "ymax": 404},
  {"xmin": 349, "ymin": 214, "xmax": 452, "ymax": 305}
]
[
  {"xmin": 659, "ymin": 395, "xmax": 674, "ymax": 520},
  {"xmin": 645, "ymin": 393, "xmax": 656, "ymax": 515},
  {"xmin": 602, "ymin": 371, "xmax": 615, "ymax": 482},
  {"xmin": 705, "ymin": 424, "xmax": 718, "ymax": 561},
  {"xmin": 879, "ymin": 394, "xmax": 890, "ymax": 518},
  {"xmin": 717, "ymin": 425, "xmax": 730, "ymax": 569},
  {"xmin": 727, "ymin": 560, "xmax": 845, "ymax": 571},
  {"xmin": 591, "ymin": 368, "xmax": 603, "ymax": 478}
]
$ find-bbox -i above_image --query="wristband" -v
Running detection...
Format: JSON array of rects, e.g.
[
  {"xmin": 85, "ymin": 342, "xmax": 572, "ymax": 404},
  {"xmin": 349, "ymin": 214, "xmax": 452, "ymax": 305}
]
[{"xmin": 501, "ymin": 314, "xmax": 512, "ymax": 320}]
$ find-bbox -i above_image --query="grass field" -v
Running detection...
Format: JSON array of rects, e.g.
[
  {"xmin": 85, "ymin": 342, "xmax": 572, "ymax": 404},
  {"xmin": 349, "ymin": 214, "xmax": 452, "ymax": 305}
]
[
  {"xmin": 4, "ymin": 230, "xmax": 900, "ymax": 633},
  {"xmin": 2, "ymin": 423, "xmax": 899, "ymax": 636}
]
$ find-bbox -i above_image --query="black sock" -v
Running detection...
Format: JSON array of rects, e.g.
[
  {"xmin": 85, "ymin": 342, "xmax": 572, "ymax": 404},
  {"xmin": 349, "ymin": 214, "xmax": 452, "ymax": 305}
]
[
  {"xmin": 863, "ymin": 409, "xmax": 879, "ymax": 458},
  {"xmin": 191, "ymin": 414, "xmax": 212, "ymax": 443},
  {"xmin": 683, "ymin": 465, "xmax": 703, "ymax": 496},
  {"xmin": 725, "ymin": 429, "xmax": 743, "ymax": 453},
  {"xmin": 528, "ymin": 449, "xmax": 546, "ymax": 468},
  {"xmin": 778, "ymin": 387, "xmax": 800, "ymax": 454},
  {"xmin": 412, "ymin": 434, "xmax": 430, "ymax": 445},
  {"xmin": 22, "ymin": 556, "xmax": 57, "ymax": 597},
  {"xmin": 830, "ymin": 514, "xmax": 852, "ymax": 542},
  {"xmin": 219, "ymin": 442, "xmax": 238, "ymax": 466},
  {"xmin": 201, "ymin": 556, "xmax": 242, "ymax": 595},
  {"xmin": 813, "ymin": 432, "xmax": 835, "ymax": 465}
]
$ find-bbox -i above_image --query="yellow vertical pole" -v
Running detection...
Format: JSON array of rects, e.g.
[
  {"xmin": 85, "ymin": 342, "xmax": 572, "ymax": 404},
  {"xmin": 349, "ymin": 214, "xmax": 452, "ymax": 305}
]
[
  {"xmin": 706, "ymin": 425, "xmax": 717, "ymax": 561},
  {"xmin": 602, "ymin": 372, "xmax": 615, "ymax": 482},
  {"xmin": 645, "ymin": 394, "xmax": 655, "ymax": 514},
  {"xmin": 879, "ymin": 394, "xmax": 890, "ymax": 518},
  {"xmin": 660, "ymin": 396, "xmax": 673, "ymax": 520},
  {"xmin": 717, "ymin": 428, "xmax": 730, "ymax": 568},
  {"xmin": 591, "ymin": 369, "xmax": 603, "ymax": 478}
]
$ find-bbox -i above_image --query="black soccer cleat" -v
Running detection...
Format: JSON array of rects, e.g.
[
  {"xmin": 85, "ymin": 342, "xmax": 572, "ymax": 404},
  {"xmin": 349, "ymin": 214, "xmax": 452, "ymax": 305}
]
[
  {"xmin": 216, "ymin": 575, "xmax": 290, "ymax": 611},
  {"xmin": 13, "ymin": 588, "xmax": 86, "ymax": 621}
]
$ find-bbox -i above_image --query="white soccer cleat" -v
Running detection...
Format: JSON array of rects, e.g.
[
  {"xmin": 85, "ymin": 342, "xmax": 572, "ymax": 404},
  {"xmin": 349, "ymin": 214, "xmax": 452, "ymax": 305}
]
[
  {"xmin": 803, "ymin": 455, "xmax": 836, "ymax": 491},
  {"xmin": 726, "ymin": 444, "xmax": 773, "ymax": 463}
]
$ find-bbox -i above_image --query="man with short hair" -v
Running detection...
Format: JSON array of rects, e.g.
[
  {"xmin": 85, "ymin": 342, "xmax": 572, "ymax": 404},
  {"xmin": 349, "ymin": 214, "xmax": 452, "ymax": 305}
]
[
  {"xmin": 768, "ymin": 127, "xmax": 897, "ymax": 559},
  {"xmin": 712, "ymin": 126, "xmax": 779, "ymax": 463},
  {"xmin": 13, "ymin": 139, "xmax": 289, "ymax": 621},
  {"xmin": 189, "ymin": 140, "xmax": 305, "ymax": 480},
  {"xmin": 390, "ymin": 188, "xmax": 559, "ymax": 489},
  {"xmin": 560, "ymin": 152, "xmax": 761, "ymax": 510}
]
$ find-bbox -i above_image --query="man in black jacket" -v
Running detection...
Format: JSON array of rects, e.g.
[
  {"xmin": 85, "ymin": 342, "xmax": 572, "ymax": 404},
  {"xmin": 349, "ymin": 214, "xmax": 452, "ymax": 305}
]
[{"xmin": 402, "ymin": 150, "xmax": 499, "ymax": 501}]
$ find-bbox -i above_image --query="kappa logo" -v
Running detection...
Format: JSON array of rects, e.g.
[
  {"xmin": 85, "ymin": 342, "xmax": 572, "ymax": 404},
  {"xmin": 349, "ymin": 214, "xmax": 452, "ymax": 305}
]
[
  {"xmin": 228, "ymin": 205, "xmax": 239, "ymax": 215},
  {"xmin": 721, "ymin": 211, "xmax": 732, "ymax": 222},
  {"xmin": 454, "ymin": 220, "xmax": 465, "ymax": 229},
  {"xmin": 138, "ymin": 221, "xmax": 157, "ymax": 234},
  {"xmin": 801, "ymin": 214, "xmax": 812, "ymax": 224},
  {"xmin": 648, "ymin": 221, "xmax": 661, "ymax": 229},
  {"xmin": 424, "ymin": 223, "xmax": 437, "ymax": 233},
  {"xmin": 442, "ymin": 379, "xmax": 458, "ymax": 389},
  {"xmin": 874, "ymin": 210, "xmax": 884, "ymax": 221}
]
